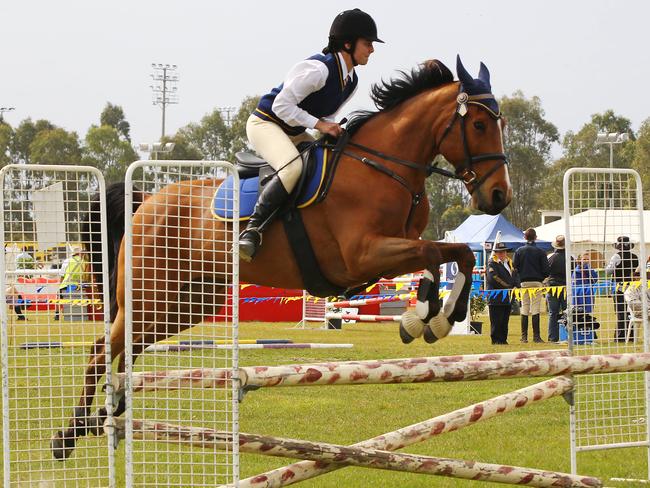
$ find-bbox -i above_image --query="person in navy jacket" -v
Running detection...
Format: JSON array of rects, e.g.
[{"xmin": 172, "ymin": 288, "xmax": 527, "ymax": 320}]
[
  {"xmin": 239, "ymin": 8, "xmax": 383, "ymax": 262},
  {"xmin": 486, "ymin": 242, "xmax": 519, "ymax": 345}
]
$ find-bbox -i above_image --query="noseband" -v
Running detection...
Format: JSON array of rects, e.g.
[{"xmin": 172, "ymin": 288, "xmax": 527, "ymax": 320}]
[{"xmin": 436, "ymin": 90, "xmax": 509, "ymax": 194}]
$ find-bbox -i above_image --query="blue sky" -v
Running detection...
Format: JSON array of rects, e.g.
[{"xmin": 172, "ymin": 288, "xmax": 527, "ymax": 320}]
[{"xmin": 1, "ymin": 0, "xmax": 648, "ymax": 156}]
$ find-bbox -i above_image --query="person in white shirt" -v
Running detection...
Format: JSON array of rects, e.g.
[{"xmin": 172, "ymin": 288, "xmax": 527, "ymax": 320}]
[
  {"xmin": 239, "ymin": 8, "xmax": 383, "ymax": 262},
  {"xmin": 624, "ymin": 269, "xmax": 650, "ymax": 342}
]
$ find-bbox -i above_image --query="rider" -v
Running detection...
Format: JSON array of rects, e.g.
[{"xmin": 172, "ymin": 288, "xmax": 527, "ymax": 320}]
[{"xmin": 239, "ymin": 8, "xmax": 383, "ymax": 262}]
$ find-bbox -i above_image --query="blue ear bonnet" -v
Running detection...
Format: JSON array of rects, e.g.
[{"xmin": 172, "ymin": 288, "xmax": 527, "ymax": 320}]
[{"xmin": 456, "ymin": 55, "xmax": 500, "ymax": 117}]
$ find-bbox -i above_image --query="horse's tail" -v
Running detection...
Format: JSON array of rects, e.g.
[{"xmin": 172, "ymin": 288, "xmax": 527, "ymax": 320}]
[{"xmin": 80, "ymin": 182, "xmax": 145, "ymax": 322}]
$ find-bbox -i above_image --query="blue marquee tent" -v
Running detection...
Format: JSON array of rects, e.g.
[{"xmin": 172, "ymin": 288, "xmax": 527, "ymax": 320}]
[{"xmin": 448, "ymin": 214, "xmax": 552, "ymax": 252}]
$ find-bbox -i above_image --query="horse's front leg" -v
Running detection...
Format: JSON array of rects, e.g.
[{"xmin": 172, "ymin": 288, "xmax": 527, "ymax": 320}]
[{"xmin": 353, "ymin": 238, "xmax": 475, "ymax": 344}]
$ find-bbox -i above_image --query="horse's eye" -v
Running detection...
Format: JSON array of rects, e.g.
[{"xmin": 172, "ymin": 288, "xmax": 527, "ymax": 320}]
[{"xmin": 473, "ymin": 121, "xmax": 486, "ymax": 131}]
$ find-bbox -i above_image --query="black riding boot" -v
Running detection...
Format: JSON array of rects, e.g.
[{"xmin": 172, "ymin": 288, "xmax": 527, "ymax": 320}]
[
  {"xmin": 532, "ymin": 314, "xmax": 544, "ymax": 342},
  {"xmin": 520, "ymin": 315, "xmax": 529, "ymax": 343},
  {"xmin": 239, "ymin": 174, "xmax": 289, "ymax": 262}
]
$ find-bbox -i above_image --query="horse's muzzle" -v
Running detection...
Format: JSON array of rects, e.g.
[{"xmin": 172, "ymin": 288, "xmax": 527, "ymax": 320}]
[{"xmin": 474, "ymin": 186, "xmax": 512, "ymax": 215}]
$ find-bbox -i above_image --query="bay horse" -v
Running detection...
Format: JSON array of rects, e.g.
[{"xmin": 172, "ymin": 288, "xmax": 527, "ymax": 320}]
[{"xmin": 51, "ymin": 56, "xmax": 511, "ymax": 459}]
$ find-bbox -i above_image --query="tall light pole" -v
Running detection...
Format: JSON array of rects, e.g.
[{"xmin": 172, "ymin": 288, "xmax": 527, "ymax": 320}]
[
  {"xmin": 595, "ymin": 132, "xmax": 629, "ymax": 249},
  {"xmin": 218, "ymin": 106, "xmax": 236, "ymax": 127},
  {"xmin": 138, "ymin": 142, "xmax": 176, "ymax": 160},
  {"xmin": 150, "ymin": 64, "xmax": 179, "ymax": 139},
  {"xmin": 595, "ymin": 132, "xmax": 629, "ymax": 169},
  {"xmin": 0, "ymin": 107, "xmax": 15, "ymax": 123}
]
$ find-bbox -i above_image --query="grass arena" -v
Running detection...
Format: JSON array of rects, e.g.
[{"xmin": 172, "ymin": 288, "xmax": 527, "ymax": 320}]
[{"xmin": 2, "ymin": 165, "xmax": 650, "ymax": 487}]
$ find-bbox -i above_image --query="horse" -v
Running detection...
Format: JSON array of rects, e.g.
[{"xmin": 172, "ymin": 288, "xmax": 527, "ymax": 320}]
[{"xmin": 51, "ymin": 55, "xmax": 512, "ymax": 459}]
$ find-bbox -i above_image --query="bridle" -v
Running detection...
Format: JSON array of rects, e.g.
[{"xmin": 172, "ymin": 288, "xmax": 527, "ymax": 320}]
[
  {"xmin": 339, "ymin": 86, "xmax": 509, "ymax": 228},
  {"xmin": 436, "ymin": 89, "xmax": 508, "ymax": 193}
]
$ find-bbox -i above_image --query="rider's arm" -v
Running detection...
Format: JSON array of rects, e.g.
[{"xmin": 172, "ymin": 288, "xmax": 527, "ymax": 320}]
[{"xmin": 272, "ymin": 59, "xmax": 328, "ymax": 129}]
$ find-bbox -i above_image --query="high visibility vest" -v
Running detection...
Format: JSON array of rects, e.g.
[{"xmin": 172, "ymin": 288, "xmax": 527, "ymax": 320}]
[{"xmin": 60, "ymin": 255, "xmax": 88, "ymax": 291}]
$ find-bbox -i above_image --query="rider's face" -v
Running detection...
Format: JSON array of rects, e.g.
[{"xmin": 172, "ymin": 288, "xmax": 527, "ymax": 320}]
[{"xmin": 351, "ymin": 39, "xmax": 375, "ymax": 65}]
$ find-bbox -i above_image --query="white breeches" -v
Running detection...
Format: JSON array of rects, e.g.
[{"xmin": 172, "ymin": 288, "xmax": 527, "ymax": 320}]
[{"xmin": 246, "ymin": 114, "xmax": 315, "ymax": 192}]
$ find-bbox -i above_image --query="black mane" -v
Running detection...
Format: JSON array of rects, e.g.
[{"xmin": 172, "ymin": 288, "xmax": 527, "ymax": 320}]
[{"xmin": 347, "ymin": 59, "xmax": 454, "ymax": 135}]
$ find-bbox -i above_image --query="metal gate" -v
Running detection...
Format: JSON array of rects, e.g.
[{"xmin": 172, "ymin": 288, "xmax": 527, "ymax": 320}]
[
  {"xmin": 1, "ymin": 165, "xmax": 111, "ymax": 486},
  {"xmin": 564, "ymin": 168, "xmax": 650, "ymax": 480},
  {"xmin": 123, "ymin": 160, "xmax": 240, "ymax": 487}
]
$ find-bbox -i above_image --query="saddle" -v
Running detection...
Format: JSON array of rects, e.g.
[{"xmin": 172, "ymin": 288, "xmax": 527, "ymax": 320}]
[{"xmin": 213, "ymin": 137, "xmax": 346, "ymax": 221}]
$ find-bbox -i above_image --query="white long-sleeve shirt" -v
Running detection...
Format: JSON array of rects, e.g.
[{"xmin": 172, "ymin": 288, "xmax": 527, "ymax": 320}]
[{"xmin": 272, "ymin": 52, "xmax": 356, "ymax": 129}]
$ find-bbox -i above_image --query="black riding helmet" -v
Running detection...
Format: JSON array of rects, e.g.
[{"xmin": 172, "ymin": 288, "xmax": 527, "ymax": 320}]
[
  {"xmin": 329, "ymin": 8, "xmax": 384, "ymax": 44},
  {"xmin": 323, "ymin": 9, "xmax": 383, "ymax": 64}
]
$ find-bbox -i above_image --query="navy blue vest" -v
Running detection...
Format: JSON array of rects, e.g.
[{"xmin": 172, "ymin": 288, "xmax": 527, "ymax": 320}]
[{"xmin": 254, "ymin": 53, "xmax": 358, "ymax": 136}]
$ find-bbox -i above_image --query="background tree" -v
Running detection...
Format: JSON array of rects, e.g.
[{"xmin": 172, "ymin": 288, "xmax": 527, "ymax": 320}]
[
  {"xmin": 539, "ymin": 111, "xmax": 634, "ymax": 211},
  {"xmin": 591, "ymin": 109, "xmax": 635, "ymax": 139},
  {"xmin": 11, "ymin": 118, "xmax": 56, "ymax": 164},
  {"xmin": 100, "ymin": 103, "xmax": 131, "ymax": 141},
  {"xmin": 29, "ymin": 128, "xmax": 81, "ymax": 165},
  {"xmin": 228, "ymin": 96, "xmax": 260, "ymax": 160},
  {"xmin": 631, "ymin": 118, "xmax": 650, "ymax": 207},
  {"xmin": 82, "ymin": 125, "xmax": 138, "ymax": 182},
  {"xmin": 422, "ymin": 157, "xmax": 468, "ymax": 240},
  {"xmin": 0, "ymin": 121, "xmax": 13, "ymax": 168},
  {"xmin": 179, "ymin": 109, "xmax": 230, "ymax": 161},
  {"xmin": 499, "ymin": 91, "xmax": 559, "ymax": 228},
  {"xmin": 155, "ymin": 133, "xmax": 203, "ymax": 161}
]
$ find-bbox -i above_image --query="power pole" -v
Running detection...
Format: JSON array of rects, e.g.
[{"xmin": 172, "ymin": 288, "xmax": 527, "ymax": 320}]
[{"xmin": 150, "ymin": 64, "xmax": 179, "ymax": 139}]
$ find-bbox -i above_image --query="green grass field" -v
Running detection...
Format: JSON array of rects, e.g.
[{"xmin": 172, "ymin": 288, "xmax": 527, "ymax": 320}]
[{"xmin": 1, "ymin": 305, "xmax": 648, "ymax": 487}]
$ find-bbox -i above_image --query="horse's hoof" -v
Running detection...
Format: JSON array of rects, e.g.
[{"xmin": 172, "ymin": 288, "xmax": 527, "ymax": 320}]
[
  {"xmin": 399, "ymin": 311, "xmax": 425, "ymax": 344},
  {"xmin": 423, "ymin": 325, "xmax": 439, "ymax": 344},
  {"xmin": 51, "ymin": 431, "xmax": 76, "ymax": 460},
  {"xmin": 423, "ymin": 314, "xmax": 453, "ymax": 344},
  {"xmin": 85, "ymin": 415, "xmax": 104, "ymax": 436},
  {"xmin": 399, "ymin": 324, "xmax": 416, "ymax": 344}
]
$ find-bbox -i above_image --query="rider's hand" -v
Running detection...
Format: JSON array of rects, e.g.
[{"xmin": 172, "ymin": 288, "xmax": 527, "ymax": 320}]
[{"xmin": 315, "ymin": 120, "xmax": 343, "ymax": 137}]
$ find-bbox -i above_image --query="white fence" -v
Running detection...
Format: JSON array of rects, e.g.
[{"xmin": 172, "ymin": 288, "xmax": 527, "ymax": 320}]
[
  {"xmin": 1, "ymin": 161, "xmax": 239, "ymax": 487},
  {"xmin": 564, "ymin": 168, "xmax": 650, "ymax": 480},
  {"xmin": 1, "ymin": 165, "xmax": 111, "ymax": 486},
  {"xmin": 123, "ymin": 160, "xmax": 240, "ymax": 487}
]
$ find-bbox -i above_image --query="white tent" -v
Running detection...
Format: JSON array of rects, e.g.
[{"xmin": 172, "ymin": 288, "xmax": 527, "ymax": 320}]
[{"xmin": 535, "ymin": 209, "xmax": 650, "ymax": 263}]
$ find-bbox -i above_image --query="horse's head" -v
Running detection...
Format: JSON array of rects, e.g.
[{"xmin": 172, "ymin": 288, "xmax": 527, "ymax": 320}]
[{"xmin": 437, "ymin": 56, "xmax": 512, "ymax": 215}]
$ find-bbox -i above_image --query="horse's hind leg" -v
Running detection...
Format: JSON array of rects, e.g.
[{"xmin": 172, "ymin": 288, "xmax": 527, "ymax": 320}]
[{"xmin": 51, "ymin": 311, "xmax": 127, "ymax": 460}]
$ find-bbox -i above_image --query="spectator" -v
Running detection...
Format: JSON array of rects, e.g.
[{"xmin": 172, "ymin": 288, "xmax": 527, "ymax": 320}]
[
  {"xmin": 54, "ymin": 246, "xmax": 89, "ymax": 321},
  {"xmin": 572, "ymin": 254, "xmax": 598, "ymax": 316},
  {"xmin": 605, "ymin": 236, "xmax": 639, "ymax": 342},
  {"xmin": 513, "ymin": 228, "xmax": 550, "ymax": 343},
  {"xmin": 486, "ymin": 242, "xmax": 519, "ymax": 345},
  {"xmin": 15, "ymin": 247, "xmax": 35, "ymax": 270},
  {"xmin": 545, "ymin": 235, "xmax": 573, "ymax": 343},
  {"xmin": 623, "ymin": 269, "xmax": 648, "ymax": 342},
  {"xmin": 5, "ymin": 284, "xmax": 27, "ymax": 321}
]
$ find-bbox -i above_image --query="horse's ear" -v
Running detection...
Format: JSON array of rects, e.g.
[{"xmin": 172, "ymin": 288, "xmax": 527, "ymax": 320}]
[
  {"xmin": 456, "ymin": 55, "xmax": 473, "ymax": 86},
  {"xmin": 478, "ymin": 62, "xmax": 491, "ymax": 90}
]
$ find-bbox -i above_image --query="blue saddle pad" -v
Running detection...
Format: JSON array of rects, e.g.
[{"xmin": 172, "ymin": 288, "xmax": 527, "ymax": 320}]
[{"xmin": 212, "ymin": 146, "xmax": 328, "ymax": 220}]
